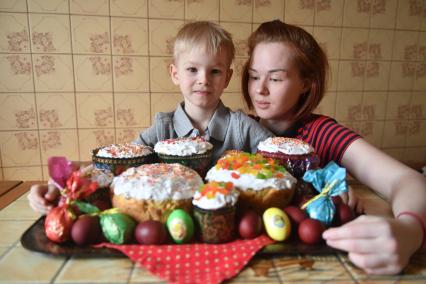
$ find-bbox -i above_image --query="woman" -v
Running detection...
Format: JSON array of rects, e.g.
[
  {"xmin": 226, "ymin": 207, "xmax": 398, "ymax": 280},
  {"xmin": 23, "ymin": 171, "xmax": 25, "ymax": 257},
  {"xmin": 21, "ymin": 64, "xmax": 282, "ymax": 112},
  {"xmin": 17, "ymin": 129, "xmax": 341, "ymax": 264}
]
[{"xmin": 242, "ymin": 20, "xmax": 426, "ymax": 274}]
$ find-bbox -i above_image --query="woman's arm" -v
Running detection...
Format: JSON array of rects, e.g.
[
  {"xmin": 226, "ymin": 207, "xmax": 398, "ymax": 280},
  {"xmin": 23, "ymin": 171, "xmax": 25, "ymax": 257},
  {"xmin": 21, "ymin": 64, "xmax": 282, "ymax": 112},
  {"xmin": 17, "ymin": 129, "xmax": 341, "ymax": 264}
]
[
  {"xmin": 342, "ymin": 139, "xmax": 426, "ymax": 223},
  {"xmin": 323, "ymin": 138, "xmax": 426, "ymax": 274}
]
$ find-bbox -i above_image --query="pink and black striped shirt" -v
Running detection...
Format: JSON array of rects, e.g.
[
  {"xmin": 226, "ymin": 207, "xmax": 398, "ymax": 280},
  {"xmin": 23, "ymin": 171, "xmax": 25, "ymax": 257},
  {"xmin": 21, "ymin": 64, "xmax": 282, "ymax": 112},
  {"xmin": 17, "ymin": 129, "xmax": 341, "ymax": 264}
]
[{"xmin": 293, "ymin": 114, "xmax": 361, "ymax": 167}]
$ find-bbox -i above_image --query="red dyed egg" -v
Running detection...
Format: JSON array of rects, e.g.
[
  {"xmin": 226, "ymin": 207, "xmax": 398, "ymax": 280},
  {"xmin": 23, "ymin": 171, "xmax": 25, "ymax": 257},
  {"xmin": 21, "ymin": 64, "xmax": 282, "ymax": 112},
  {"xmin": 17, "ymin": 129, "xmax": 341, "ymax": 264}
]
[
  {"xmin": 298, "ymin": 218, "xmax": 325, "ymax": 245},
  {"xmin": 134, "ymin": 220, "xmax": 168, "ymax": 245},
  {"xmin": 238, "ymin": 210, "xmax": 263, "ymax": 239},
  {"xmin": 71, "ymin": 215, "xmax": 103, "ymax": 245},
  {"xmin": 336, "ymin": 203, "xmax": 355, "ymax": 225},
  {"xmin": 283, "ymin": 206, "xmax": 307, "ymax": 228}
]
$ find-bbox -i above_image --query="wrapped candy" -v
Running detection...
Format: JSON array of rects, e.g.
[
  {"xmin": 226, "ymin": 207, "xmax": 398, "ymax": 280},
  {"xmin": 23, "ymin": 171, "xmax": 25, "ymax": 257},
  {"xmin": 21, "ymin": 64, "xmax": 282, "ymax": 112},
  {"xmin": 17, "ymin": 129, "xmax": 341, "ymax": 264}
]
[
  {"xmin": 48, "ymin": 156, "xmax": 100, "ymax": 205},
  {"xmin": 63, "ymin": 171, "xmax": 99, "ymax": 201},
  {"xmin": 301, "ymin": 161, "xmax": 348, "ymax": 226},
  {"xmin": 44, "ymin": 204, "xmax": 76, "ymax": 243},
  {"xmin": 100, "ymin": 209, "xmax": 136, "ymax": 244}
]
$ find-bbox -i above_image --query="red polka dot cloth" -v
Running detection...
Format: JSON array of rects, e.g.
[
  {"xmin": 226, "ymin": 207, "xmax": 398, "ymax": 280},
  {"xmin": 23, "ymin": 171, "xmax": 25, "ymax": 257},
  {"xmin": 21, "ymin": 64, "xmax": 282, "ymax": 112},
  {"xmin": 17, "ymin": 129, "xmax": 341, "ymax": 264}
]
[{"xmin": 96, "ymin": 235, "xmax": 273, "ymax": 284}]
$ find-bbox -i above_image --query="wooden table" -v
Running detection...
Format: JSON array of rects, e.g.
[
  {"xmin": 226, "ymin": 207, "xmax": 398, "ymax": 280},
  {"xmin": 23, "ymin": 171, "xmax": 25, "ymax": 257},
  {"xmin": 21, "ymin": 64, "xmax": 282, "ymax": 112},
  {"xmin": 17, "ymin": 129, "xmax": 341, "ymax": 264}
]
[
  {"xmin": 0, "ymin": 180, "xmax": 23, "ymax": 210},
  {"xmin": 0, "ymin": 181, "xmax": 425, "ymax": 283}
]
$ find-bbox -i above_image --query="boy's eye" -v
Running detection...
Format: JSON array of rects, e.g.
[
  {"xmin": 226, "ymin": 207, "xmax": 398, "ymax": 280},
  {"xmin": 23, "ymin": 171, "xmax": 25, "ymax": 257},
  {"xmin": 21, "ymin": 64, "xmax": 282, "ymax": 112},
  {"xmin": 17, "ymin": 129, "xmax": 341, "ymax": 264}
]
[
  {"xmin": 211, "ymin": 69, "xmax": 222, "ymax": 74},
  {"xmin": 186, "ymin": 67, "xmax": 197, "ymax": 73}
]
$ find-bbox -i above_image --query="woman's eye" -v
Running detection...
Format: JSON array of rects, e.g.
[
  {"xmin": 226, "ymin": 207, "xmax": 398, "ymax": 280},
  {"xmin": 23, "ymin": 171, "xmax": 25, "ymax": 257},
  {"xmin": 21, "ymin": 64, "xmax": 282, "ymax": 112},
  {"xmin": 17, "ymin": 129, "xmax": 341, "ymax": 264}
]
[
  {"xmin": 248, "ymin": 75, "xmax": 259, "ymax": 80},
  {"xmin": 270, "ymin": 77, "xmax": 282, "ymax": 82}
]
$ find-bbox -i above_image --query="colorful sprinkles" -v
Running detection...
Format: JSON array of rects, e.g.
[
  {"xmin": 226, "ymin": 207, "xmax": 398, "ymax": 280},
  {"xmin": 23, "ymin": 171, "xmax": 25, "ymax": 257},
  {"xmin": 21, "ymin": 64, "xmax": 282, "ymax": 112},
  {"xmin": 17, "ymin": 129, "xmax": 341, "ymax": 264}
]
[
  {"xmin": 196, "ymin": 181, "xmax": 234, "ymax": 200},
  {"xmin": 216, "ymin": 152, "xmax": 286, "ymax": 179}
]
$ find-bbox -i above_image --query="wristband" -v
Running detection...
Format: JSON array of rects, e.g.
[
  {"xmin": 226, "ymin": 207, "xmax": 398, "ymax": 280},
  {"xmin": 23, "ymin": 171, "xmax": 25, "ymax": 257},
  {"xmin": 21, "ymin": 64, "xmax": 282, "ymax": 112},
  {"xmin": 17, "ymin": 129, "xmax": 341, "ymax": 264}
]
[{"xmin": 396, "ymin": 211, "xmax": 426, "ymax": 249}]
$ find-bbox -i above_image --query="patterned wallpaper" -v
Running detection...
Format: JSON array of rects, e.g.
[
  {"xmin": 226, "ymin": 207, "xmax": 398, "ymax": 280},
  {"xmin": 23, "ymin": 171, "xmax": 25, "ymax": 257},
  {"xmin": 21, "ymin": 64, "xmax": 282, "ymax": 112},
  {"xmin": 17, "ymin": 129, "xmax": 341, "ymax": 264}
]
[{"xmin": 0, "ymin": 0, "xmax": 425, "ymax": 181}]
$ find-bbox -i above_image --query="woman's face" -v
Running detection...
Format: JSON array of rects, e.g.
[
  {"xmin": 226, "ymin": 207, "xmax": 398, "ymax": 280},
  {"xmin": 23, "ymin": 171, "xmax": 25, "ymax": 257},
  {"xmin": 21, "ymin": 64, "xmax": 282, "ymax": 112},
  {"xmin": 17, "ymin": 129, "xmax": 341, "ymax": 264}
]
[{"xmin": 248, "ymin": 42, "xmax": 307, "ymax": 121}]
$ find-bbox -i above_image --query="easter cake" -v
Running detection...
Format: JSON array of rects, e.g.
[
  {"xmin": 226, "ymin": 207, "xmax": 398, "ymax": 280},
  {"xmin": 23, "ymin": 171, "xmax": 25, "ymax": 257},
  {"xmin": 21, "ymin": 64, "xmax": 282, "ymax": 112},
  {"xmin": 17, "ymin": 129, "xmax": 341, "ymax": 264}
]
[
  {"xmin": 257, "ymin": 137, "xmax": 320, "ymax": 178},
  {"xmin": 192, "ymin": 181, "xmax": 239, "ymax": 243},
  {"xmin": 111, "ymin": 163, "xmax": 203, "ymax": 223},
  {"xmin": 205, "ymin": 152, "xmax": 297, "ymax": 214},
  {"xmin": 154, "ymin": 137, "xmax": 213, "ymax": 177},
  {"xmin": 92, "ymin": 143, "xmax": 156, "ymax": 175}
]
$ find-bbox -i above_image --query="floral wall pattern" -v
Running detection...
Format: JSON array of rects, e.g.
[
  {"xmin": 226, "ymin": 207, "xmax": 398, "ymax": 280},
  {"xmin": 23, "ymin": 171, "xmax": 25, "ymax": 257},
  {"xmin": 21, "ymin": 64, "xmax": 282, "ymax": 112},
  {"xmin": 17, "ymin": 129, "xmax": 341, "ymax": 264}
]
[{"xmin": 0, "ymin": 0, "xmax": 425, "ymax": 180}]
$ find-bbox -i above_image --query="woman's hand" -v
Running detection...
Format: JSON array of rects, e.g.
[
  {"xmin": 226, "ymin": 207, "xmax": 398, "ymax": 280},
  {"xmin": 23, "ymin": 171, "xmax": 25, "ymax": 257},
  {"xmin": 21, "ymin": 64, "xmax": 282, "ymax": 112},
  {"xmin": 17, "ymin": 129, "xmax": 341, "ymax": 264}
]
[
  {"xmin": 322, "ymin": 215, "xmax": 423, "ymax": 274},
  {"xmin": 27, "ymin": 183, "xmax": 60, "ymax": 215}
]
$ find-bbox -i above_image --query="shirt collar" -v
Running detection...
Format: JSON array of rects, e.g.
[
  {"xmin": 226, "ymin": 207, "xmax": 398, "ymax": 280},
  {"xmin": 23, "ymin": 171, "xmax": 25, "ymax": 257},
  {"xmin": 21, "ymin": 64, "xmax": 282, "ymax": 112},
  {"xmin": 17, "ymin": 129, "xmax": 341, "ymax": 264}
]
[
  {"xmin": 206, "ymin": 100, "xmax": 230, "ymax": 142},
  {"xmin": 173, "ymin": 102, "xmax": 194, "ymax": 137},
  {"xmin": 173, "ymin": 101, "xmax": 230, "ymax": 142}
]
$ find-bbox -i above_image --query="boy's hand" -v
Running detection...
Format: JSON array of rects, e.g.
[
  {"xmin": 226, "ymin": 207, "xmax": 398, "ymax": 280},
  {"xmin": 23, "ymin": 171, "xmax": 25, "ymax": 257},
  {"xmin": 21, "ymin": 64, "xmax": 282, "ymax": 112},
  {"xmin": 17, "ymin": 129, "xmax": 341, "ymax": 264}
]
[
  {"xmin": 323, "ymin": 215, "xmax": 422, "ymax": 274},
  {"xmin": 27, "ymin": 183, "xmax": 60, "ymax": 215}
]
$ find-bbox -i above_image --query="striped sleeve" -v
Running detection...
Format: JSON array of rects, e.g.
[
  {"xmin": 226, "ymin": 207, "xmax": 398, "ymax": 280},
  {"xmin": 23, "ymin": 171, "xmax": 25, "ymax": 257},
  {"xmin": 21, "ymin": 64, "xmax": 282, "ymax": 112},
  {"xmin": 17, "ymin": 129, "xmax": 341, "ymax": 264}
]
[{"xmin": 297, "ymin": 115, "xmax": 361, "ymax": 167}]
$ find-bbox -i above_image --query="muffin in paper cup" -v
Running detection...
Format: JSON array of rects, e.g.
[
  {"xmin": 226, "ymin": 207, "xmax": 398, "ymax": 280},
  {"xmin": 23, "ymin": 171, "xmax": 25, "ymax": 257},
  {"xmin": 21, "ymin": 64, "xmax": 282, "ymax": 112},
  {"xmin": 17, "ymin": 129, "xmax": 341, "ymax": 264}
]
[
  {"xmin": 92, "ymin": 143, "xmax": 157, "ymax": 176},
  {"xmin": 192, "ymin": 181, "xmax": 239, "ymax": 244},
  {"xmin": 257, "ymin": 137, "xmax": 320, "ymax": 179},
  {"xmin": 111, "ymin": 163, "xmax": 203, "ymax": 223},
  {"xmin": 154, "ymin": 137, "xmax": 213, "ymax": 178},
  {"xmin": 205, "ymin": 152, "xmax": 297, "ymax": 215}
]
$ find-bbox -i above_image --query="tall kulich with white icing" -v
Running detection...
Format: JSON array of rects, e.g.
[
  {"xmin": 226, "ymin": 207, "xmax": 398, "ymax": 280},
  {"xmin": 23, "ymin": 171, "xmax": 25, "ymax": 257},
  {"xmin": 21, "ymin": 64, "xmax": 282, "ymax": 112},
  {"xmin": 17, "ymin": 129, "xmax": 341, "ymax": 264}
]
[
  {"xmin": 111, "ymin": 163, "xmax": 203, "ymax": 223},
  {"xmin": 257, "ymin": 137, "xmax": 320, "ymax": 179},
  {"xmin": 154, "ymin": 137, "xmax": 213, "ymax": 178},
  {"xmin": 205, "ymin": 152, "xmax": 297, "ymax": 215}
]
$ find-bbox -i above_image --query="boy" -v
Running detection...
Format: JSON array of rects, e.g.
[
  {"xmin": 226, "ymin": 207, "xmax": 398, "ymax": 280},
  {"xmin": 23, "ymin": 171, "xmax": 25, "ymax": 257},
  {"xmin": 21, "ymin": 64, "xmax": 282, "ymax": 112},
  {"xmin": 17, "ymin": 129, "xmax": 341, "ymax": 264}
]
[
  {"xmin": 134, "ymin": 21, "xmax": 272, "ymax": 163},
  {"xmin": 28, "ymin": 21, "xmax": 272, "ymax": 214}
]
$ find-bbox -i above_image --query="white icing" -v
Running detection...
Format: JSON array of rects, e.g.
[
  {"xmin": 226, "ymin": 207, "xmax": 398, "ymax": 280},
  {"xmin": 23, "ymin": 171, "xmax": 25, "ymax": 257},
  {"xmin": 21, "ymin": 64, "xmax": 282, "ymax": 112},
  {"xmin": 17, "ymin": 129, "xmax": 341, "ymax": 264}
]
[
  {"xmin": 154, "ymin": 137, "xmax": 213, "ymax": 156},
  {"xmin": 96, "ymin": 143, "xmax": 153, "ymax": 158},
  {"xmin": 112, "ymin": 163, "xmax": 203, "ymax": 201},
  {"xmin": 205, "ymin": 167, "xmax": 296, "ymax": 191},
  {"xmin": 257, "ymin": 137, "xmax": 314, "ymax": 155},
  {"xmin": 90, "ymin": 168, "xmax": 114, "ymax": 188},
  {"xmin": 192, "ymin": 185, "xmax": 239, "ymax": 210}
]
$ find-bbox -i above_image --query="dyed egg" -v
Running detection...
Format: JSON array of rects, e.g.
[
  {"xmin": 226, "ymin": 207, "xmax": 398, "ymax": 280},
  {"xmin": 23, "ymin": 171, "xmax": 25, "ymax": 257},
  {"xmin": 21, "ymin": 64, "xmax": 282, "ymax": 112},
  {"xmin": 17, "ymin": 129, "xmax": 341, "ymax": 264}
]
[
  {"xmin": 166, "ymin": 209, "xmax": 194, "ymax": 244},
  {"xmin": 262, "ymin": 207, "xmax": 291, "ymax": 241}
]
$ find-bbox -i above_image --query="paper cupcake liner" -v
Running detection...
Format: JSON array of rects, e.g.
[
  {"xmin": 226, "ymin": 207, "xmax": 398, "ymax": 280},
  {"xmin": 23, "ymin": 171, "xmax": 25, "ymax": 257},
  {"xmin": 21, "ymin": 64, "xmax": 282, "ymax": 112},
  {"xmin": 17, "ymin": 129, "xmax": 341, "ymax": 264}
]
[
  {"xmin": 257, "ymin": 150, "xmax": 320, "ymax": 179},
  {"xmin": 236, "ymin": 186, "xmax": 295, "ymax": 215},
  {"xmin": 111, "ymin": 195, "xmax": 193, "ymax": 224},
  {"xmin": 193, "ymin": 205, "xmax": 236, "ymax": 244},
  {"xmin": 157, "ymin": 150, "xmax": 212, "ymax": 178},
  {"xmin": 92, "ymin": 148, "xmax": 158, "ymax": 176}
]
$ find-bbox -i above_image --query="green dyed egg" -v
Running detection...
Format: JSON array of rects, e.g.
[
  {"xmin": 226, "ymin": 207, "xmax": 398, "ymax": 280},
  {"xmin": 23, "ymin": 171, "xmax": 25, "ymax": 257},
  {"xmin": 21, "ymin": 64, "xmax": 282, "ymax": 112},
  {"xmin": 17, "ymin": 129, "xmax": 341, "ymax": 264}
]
[
  {"xmin": 100, "ymin": 213, "xmax": 136, "ymax": 244},
  {"xmin": 166, "ymin": 209, "xmax": 194, "ymax": 244}
]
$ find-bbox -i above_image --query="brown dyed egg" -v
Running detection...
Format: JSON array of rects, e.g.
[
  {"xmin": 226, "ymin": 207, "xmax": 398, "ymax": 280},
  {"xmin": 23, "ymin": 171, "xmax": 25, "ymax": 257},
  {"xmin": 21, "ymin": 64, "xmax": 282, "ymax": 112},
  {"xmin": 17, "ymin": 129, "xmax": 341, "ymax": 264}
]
[
  {"xmin": 298, "ymin": 218, "xmax": 325, "ymax": 245},
  {"xmin": 134, "ymin": 220, "xmax": 168, "ymax": 245},
  {"xmin": 238, "ymin": 210, "xmax": 263, "ymax": 239},
  {"xmin": 71, "ymin": 215, "xmax": 103, "ymax": 245}
]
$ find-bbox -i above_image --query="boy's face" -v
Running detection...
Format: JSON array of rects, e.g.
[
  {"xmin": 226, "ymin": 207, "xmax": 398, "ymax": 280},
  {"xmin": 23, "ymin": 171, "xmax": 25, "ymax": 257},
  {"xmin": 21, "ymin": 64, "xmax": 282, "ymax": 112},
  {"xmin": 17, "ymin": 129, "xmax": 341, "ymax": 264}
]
[{"xmin": 169, "ymin": 47, "xmax": 233, "ymax": 112}]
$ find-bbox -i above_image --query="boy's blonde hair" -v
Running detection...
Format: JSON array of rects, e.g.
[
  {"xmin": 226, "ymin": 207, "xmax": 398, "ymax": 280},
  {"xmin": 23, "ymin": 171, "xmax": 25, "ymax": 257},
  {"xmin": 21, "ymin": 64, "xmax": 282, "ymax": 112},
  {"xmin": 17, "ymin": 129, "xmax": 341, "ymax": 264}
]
[{"xmin": 173, "ymin": 21, "xmax": 235, "ymax": 66}]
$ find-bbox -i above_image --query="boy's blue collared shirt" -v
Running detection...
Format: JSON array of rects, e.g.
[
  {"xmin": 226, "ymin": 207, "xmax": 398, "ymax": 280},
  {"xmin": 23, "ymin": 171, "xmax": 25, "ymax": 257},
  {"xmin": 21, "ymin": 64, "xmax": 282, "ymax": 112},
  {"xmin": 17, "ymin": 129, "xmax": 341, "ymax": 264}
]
[{"xmin": 135, "ymin": 100, "xmax": 273, "ymax": 166}]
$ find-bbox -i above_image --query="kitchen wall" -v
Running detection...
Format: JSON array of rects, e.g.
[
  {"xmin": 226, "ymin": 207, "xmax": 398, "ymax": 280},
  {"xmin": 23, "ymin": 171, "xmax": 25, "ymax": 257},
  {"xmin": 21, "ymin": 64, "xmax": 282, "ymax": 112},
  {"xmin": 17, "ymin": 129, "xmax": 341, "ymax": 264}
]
[{"xmin": 0, "ymin": 0, "xmax": 425, "ymax": 181}]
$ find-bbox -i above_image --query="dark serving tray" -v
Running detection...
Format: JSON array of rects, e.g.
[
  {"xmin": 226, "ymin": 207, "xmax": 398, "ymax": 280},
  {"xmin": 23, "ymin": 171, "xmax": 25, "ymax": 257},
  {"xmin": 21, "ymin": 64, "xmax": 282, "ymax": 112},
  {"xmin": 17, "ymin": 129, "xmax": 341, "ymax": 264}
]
[{"xmin": 21, "ymin": 217, "xmax": 341, "ymax": 257}]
